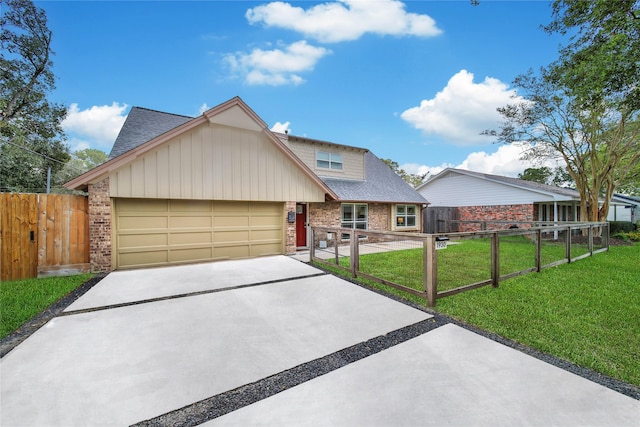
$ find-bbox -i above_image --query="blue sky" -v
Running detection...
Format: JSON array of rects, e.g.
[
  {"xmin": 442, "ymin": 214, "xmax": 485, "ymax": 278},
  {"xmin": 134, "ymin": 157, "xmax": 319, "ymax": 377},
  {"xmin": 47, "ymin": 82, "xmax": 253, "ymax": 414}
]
[{"xmin": 40, "ymin": 0, "xmax": 567, "ymax": 178}]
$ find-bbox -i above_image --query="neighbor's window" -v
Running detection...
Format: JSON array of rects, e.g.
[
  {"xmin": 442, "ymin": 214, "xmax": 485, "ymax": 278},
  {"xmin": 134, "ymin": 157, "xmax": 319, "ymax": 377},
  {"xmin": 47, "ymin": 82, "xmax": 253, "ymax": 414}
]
[
  {"xmin": 317, "ymin": 151, "xmax": 343, "ymax": 170},
  {"xmin": 341, "ymin": 203, "xmax": 368, "ymax": 239},
  {"xmin": 396, "ymin": 204, "xmax": 417, "ymax": 228}
]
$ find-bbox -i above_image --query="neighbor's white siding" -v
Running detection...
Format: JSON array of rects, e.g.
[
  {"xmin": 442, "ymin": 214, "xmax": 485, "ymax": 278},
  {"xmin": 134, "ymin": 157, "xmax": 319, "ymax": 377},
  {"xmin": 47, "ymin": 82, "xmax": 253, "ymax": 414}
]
[{"xmin": 419, "ymin": 172, "xmax": 564, "ymax": 207}]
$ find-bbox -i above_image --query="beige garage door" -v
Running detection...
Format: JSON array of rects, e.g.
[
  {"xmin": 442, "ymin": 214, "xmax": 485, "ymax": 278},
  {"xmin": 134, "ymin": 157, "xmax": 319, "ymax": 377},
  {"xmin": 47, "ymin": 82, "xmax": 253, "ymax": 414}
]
[{"xmin": 114, "ymin": 199, "xmax": 284, "ymax": 269}]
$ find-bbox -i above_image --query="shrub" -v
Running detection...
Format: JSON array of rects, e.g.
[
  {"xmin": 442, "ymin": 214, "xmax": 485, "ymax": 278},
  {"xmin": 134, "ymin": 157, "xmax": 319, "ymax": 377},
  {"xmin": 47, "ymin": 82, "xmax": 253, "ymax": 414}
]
[{"xmin": 609, "ymin": 221, "xmax": 636, "ymax": 234}]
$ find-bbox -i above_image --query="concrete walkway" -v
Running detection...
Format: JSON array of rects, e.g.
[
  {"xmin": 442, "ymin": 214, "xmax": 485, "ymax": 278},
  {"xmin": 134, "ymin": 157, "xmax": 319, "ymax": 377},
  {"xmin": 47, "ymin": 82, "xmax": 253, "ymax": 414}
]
[{"xmin": 1, "ymin": 256, "xmax": 638, "ymax": 426}]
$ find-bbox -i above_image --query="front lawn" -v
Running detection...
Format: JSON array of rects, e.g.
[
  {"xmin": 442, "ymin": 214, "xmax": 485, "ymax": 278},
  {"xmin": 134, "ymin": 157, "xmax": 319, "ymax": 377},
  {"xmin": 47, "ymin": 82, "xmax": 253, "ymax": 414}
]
[
  {"xmin": 316, "ymin": 243, "xmax": 640, "ymax": 387},
  {"xmin": 0, "ymin": 274, "xmax": 93, "ymax": 339}
]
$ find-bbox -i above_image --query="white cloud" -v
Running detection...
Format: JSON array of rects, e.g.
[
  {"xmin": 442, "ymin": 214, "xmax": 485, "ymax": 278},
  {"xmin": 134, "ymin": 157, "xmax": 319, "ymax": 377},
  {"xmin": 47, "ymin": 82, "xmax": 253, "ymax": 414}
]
[
  {"xmin": 224, "ymin": 40, "xmax": 331, "ymax": 86},
  {"xmin": 198, "ymin": 103, "xmax": 209, "ymax": 114},
  {"xmin": 402, "ymin": 143, "xmax": 547, "ymax": 179},
  {"xmin": 246, "ymin": 0, "xmax": 441, "ymax": 43},
  {"xmin": 271, "ymin": 121, "xmax": 291, "ymax": 133},
  {"xmin": 401, "ymin": 70, "xmax": 523, "ymax": 146},
  {"xmin": 62, "ymin": 103, "xmax": 128, "ymax": 151}
]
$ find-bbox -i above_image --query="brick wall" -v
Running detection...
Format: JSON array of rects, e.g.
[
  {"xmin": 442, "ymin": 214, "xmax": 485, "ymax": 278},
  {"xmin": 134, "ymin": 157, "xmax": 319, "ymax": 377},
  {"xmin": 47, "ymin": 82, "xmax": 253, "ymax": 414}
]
[
  {"xmin": 457, "ymin": 204, "xmax": 535, "ymax": 231},
  {"xmin": 308, "ymin": 201, "xmax": 416, "ymax": 245},
  {"xmin": 285, "ymin": 201, "xmax": 296, "ymax": 254},
  {"xmin": 88, "ymin": 178, "xmax": 112, "ymax": 272}
]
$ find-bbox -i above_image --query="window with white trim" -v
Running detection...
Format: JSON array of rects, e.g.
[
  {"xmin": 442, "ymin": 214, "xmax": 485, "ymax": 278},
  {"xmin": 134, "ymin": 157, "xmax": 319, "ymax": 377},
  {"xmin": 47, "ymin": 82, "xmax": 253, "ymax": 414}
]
[
  {"xmin": 316, "ymin": 151, "xmax": 343, "ymax": 170},
  {"xmin": 395, "ymin": 204, "xmax": 417, "ymax": 228},
  {"xmin": 341, "ymin": 203, "xmax": 367, "ymax": 239}
]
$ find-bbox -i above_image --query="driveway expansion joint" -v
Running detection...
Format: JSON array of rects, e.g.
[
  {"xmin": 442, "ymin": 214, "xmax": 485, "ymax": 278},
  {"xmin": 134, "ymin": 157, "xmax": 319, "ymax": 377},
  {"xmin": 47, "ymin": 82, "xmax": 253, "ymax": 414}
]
[
  {"xmin": 60, "ymin": 272, "xmax": 329, "ymax": 317},
  {"xmin": 131, "ymin": 317, "xmax": 447, "ymax": 427}
]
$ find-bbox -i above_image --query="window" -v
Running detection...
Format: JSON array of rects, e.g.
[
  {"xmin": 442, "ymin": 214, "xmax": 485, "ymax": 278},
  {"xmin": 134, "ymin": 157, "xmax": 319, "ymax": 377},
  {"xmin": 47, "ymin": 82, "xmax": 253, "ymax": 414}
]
[
  {"xmin": 341, "ymin": 203, "xmax": 367, "ymax": 238},
  {"xmin": 396, "ymin": 205, "xmax": 417, "ymax": 228},
  {"xmin": 317, "ymin": 151, "xmax": 343, "ymax": 170}
]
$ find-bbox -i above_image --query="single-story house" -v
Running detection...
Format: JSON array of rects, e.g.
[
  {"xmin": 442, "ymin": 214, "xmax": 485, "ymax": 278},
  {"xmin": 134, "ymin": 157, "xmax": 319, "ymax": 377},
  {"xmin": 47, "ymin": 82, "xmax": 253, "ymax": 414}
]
[
  {"xmin": 66, "ymin": 97, "xmax": 428, "ymax": 272},
  {"xmin": 608, "ymin": 193, "xmax": 639, "ymax": 224},
  {"xmin": 417, "ymin": 168, "xmax": 582, "ymax": 232}
]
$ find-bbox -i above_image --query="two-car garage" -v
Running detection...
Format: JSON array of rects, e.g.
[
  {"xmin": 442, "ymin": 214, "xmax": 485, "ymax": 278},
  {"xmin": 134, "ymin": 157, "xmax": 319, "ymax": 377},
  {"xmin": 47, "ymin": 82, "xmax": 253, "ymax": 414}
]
[{"xmin": 114, "ymin": 199, "xmax": 284, "ymax": 269}]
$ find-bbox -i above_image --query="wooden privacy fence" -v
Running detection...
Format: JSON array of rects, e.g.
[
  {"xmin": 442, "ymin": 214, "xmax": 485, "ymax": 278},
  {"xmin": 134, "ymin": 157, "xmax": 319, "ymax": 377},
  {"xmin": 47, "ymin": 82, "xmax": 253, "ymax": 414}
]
[
  {"xmin": 310, "ymin": 222, "xmax": 609, "ymax": 307},
  {"xmin": 0, "ymin": 193, "xmax": 90, "ymax": 281}
]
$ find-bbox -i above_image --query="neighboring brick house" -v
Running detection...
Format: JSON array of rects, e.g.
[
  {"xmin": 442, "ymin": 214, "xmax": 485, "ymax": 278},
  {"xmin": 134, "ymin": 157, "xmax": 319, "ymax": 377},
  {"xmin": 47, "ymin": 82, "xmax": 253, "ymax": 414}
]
[
  {"xmin": 66, "ymin": 97, "xmax": 428, "ymax": 272},
  {"xmin": 417, "ymin": 168, "xmax": 582, "ymax": 232}
]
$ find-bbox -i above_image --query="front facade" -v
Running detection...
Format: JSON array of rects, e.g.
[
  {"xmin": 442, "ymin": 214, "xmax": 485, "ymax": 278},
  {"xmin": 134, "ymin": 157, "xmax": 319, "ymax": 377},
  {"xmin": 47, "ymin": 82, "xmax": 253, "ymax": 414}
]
[
  {"xmin": 418, "ymin": 168, "xmax": 582, "ymax": 232},
  {"xmin": 67, "ymin": 97, "xmax": 427, "ymax": 272}
]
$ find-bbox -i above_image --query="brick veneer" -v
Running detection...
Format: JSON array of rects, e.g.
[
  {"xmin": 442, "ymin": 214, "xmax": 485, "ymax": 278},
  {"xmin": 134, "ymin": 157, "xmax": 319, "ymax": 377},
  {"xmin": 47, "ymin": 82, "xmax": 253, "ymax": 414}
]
[
  {"xmin": 457, "ymin": 204, "xmax": 535, "ymax": 231},
  {"xmin": 88, "ymin": 178, "xmax": 112, "ymax": 272},
  {"xmin": 285, "ymin": 201, "xmax": 297, "ymax": 254}
]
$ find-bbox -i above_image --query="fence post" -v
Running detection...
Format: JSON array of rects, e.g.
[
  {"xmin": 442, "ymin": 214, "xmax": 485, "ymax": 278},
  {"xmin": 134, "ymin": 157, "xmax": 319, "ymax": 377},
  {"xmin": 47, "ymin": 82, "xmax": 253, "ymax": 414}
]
[
  {"xmin": 424, "ymin": 235, "xmax": 437, "ymax": 307},
  {"xmin": 535, "ymin": 228, "xmax": 542, "ymax": 272},
  {"xmin": 309, "ymin": 228, "xmax": 315, "ymax": 262},
  {"xmin": 350, "ymin": 229, "xmax": 358, "ymax": 278},
  {"xmin": 491, "ymin": 231, "xmax": 500, "ymax": 287},
  {"xmin": 566, "ymin": 226, "xmax": 572, "ymax": 263},
  {"xmin": 604, "ymin": 222, "xmax": 610, "ymax": 250},
  {"xmin": 588, "ymin": 224, "xmax": 594, "ymax": 255}
]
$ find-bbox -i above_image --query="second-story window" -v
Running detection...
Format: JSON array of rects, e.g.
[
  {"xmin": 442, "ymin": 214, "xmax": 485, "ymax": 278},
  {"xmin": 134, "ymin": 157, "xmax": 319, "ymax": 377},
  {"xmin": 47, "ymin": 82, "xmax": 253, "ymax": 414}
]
[{"xmin": 317, "ymin": 151, "xmax": 343, "ymax": 170}]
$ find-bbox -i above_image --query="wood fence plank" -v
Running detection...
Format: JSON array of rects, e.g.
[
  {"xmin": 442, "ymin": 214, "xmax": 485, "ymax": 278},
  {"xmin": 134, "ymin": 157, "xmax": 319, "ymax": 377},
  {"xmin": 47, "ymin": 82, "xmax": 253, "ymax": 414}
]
[
  {"xmin": 61, "ymin": 195, "xmax": 71, "ymax": 266},
  {"xmin": 38, "ymin": 194, "xmax": 47, "ymax": 268}
]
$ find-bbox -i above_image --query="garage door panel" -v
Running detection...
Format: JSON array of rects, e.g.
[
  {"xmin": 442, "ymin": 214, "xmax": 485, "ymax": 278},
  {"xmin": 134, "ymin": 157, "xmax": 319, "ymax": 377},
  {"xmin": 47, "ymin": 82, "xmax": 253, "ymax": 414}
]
[
  {"xmin": 171, "ymin": 199, "xmax": 211, "ymax": 212},
  {"xmin": 215, "ymin": 230, "xmax": 250, "ymax": 243},
  {"xmin": 119, "ymin": 251, "xmax": 168, "ymax": 268},
  {"xmin": 119, "ymin": 233, "xmax": 168, "ymax": 248},
  {"xmin": 215, "ymin": 216, "xmax": 249, "ymax": 228},
  {"xmin": 170, "ymin": 216, "xmax": 212, "ymax": 228},
  {"xmin": 170, "ymin": 232, "xmax": 213, "ymax": 245},
  {"xmin": 118, "ymin": 199, "xmax": 168, "ymax": 212},
  {"xmin": 213, "ymin": 245, "xmax": 249, "ymax": 259},
  {"xmin": 170, "ymin": 248, "xmax": 213, "ymax": 263},
  {"xmin": 115, "ymin": 199, "xmax": 283, "ymax": 269},
  {"xmin": 118, "ymin": 216, "xmax": 168, "ymax": 230},
  {"xmin": 251, "ymin": 229, "xmax": 282, "ymax": 240}
]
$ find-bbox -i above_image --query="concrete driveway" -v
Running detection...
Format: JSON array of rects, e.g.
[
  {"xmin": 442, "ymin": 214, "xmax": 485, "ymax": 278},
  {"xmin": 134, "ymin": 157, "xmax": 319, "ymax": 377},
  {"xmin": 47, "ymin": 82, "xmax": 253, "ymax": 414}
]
[{"xmin": 1, "ymin": 256, "xmax": 638, "ymax": 426}]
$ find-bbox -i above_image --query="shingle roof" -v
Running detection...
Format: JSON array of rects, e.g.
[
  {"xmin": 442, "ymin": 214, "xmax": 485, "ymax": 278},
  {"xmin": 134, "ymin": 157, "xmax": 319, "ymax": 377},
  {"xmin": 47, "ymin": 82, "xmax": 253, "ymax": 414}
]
[
  {"xmin": 108, "ymin": 107, "xmax": 193, "ymax": 159},
  {"xmin": 322, "ymin": 152, "xmax": 429, "ymax": 204}
]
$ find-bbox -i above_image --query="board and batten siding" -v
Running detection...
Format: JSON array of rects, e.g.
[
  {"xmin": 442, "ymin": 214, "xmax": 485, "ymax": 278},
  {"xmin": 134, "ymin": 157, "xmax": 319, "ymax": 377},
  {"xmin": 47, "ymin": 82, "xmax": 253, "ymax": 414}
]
[
  {"xmin": 285, "ymin": 139, "xmax": 365, "ymax": 180},
  {"xmin": 109, "ymin": 123, "xmax": 326, "ymax": 202},
  {"xmin": 419, "ymin": 173, "xmax": 567, "ymax": 207}
]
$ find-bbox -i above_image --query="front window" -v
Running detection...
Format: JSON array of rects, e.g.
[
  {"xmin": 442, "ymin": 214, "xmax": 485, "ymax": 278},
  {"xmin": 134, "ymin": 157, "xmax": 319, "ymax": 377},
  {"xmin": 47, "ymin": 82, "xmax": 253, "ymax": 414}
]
[
  {"xmin": 396, "ymin": 204, "xmax": 417, "ymax": 228},
  {"xmin": 317, "ymin": 151, "xmax": 343, "ymax": 170},
  {"xmin": 341, "ymin": 203, "xmax": 367, "ymax": 238}
]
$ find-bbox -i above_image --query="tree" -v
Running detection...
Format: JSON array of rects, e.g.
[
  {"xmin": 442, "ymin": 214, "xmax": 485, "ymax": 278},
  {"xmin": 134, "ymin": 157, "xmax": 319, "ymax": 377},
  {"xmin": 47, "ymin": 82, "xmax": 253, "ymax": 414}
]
[
  {"xmin": 486, "ymin": 70, "xmax": 640, "ymax": 223},
  {"xmin": 518, "ymin": 166, "xmax": 574, "ymax": 187},
  {"xmin": 544, "ymin": 0, "xmax": 640, "ymax": 112},
  {"xmin": 55, "ymin": 148, "xmax": 107, "ymax": 187},
  {"xmin": 487, "ymin": 1, "xmax": 640, "ymax": 222},
  {"xmin": 0, "ymin": 0, "xmax": 69, "ymax": 192},
  {"xmin": 381, "ymin": 158, "xmax": 427, "ymax": 188}
]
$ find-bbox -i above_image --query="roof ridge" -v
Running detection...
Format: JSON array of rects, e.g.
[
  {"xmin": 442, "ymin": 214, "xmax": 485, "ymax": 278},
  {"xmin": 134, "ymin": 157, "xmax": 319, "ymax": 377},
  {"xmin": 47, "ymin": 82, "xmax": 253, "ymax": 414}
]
[{"xmin": 130, "ymin": 106, "xmax": 194, "ymax": 119}]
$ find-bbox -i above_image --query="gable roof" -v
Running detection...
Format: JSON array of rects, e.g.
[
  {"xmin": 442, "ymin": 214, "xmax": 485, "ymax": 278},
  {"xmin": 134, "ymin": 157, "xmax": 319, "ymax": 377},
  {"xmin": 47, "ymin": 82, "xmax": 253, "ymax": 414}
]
[
  {"xmin": 323, "ymin": 152, "xmax": 429, "ymax": 204},
  {"xmin": 108, "ymin": 107, "xmax": 192, "ymax": 159},
  {"xmin": 418, "ymin": 168, "xmax": 581, "ymax": 200},
  {"xmin": 65, "ymin": 97, "xmax": 338, "ymax": 199}
]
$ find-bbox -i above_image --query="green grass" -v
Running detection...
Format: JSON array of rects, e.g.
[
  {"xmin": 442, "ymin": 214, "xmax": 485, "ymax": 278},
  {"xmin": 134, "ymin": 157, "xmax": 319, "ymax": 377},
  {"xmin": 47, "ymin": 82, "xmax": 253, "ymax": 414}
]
[
  {"xmin": 315, "ymin": 243, "xmax": 640, "ymax": 387},
  {"xmin": 0, "ymin": 274, "xmax": 93, "ymax": 338}
]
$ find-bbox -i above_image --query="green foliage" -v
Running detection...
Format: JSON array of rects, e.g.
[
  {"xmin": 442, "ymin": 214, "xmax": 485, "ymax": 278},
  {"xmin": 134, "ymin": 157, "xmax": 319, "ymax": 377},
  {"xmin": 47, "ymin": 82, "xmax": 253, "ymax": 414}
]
[
  {"xmin": 0, "ymin": 273, "xmax": 93, "ymax": 338},
  {"xmin": 545, "ymin": 0, "xmax": 640, "ymax": 111},
  {"xmin": 518, "ymin": 166, "xmax": 574, "ymax": 187},
  {"xmin": 381, "ymin": 158, "xmax": 427, "ymax": 188},
  {"xmin": 0, "ymin": 0, "xmax": 69, "ymax": 192},
  {"xmin": 609, "ymin": 221, "xmax": 637, "ymax": 234},
  {"xmin": 55, "ymin": 148, "xmax": 108, "ymax": 186}
]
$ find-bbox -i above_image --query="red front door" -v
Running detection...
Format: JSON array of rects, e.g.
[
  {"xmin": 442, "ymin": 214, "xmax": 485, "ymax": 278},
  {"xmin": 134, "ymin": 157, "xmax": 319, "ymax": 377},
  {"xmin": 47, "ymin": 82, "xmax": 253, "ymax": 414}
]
[{"xmin": 296, "ymin": 203, "xmax": 307, "ymax": 247}]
